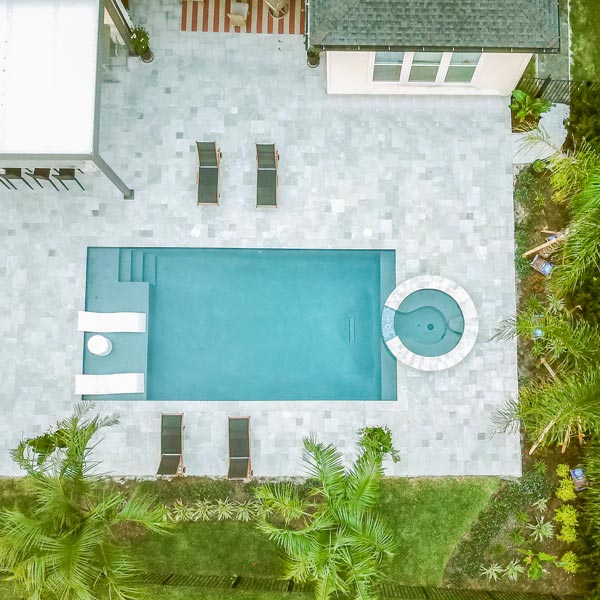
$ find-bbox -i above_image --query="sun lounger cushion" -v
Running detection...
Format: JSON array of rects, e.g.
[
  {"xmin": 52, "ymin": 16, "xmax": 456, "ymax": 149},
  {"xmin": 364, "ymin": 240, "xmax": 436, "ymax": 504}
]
[
  {"xmin": 75, "ymin": 373, "xmax": 145, "ymax": 395},
  {"xmin": 158, "ymin": 414, "xmax": 183, "ymax": 475},
  {"xmin": 256, "ymin": 144, "xmax": 278, "ymax": 207},
  {"xmin": 77, "ymin": 311, "xmax": 146, "ymax": 333},
  {"xmin": 197, "ymin": 141, "xmax": 220, "ymax": 205}
]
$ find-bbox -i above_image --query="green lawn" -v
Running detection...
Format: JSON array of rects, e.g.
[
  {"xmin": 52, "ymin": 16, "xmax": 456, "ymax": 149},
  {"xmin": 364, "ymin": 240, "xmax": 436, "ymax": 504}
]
[
  {"xmin": 570, "ymin": 0, "xmax": 600, "ymax": 81},
  {"xmin": 127, "ymin": 521, "xmax": 284, "ymax": 577},
  {"xmin": 0, "ymin": 476, "xmax": 498, "ymax": 592},
  {"xmin": 126, "ymin": 477, "xmax": 498, "ymax": 588},
  {"xmin": 378, "ymin": 478, "xmax": 499, "ymax": 585}
]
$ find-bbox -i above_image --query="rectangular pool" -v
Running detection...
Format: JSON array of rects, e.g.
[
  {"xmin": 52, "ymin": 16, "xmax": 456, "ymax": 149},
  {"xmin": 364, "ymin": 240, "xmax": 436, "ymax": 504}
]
[{"xmin": 84, "ymin": 248, "xmax": 397, "ymax": 401}]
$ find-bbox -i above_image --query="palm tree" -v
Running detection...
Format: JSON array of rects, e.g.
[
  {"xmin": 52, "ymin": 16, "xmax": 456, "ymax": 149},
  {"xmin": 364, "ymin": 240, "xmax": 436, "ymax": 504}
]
[
  {"xmin": 255, "ymin": 437, "xmax": 396, "ymax": 600},
  {"xmin": 495, "ymin": 367, "xmax": 600, "ymax": 453},
  {"xmin": 492, "ymin": 295, "xmax": 600, "ymax": 369},
  {"xmin": 0, "ymin": 404, "xmax": 169, "ymax": 600}
]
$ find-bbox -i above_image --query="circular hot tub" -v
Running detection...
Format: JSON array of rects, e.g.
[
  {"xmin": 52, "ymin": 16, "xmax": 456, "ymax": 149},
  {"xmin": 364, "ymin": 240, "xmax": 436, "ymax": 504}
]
[{"xmin": 381, "ymin": 276, "xmax": 478, "ymax": 371}]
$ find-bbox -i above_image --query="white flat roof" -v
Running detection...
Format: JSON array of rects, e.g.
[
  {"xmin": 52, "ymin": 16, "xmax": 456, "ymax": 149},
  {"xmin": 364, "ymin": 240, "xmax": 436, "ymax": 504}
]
[{"xmin": 0, "ymin": 0, "xmax": 100, "ymax": 155}]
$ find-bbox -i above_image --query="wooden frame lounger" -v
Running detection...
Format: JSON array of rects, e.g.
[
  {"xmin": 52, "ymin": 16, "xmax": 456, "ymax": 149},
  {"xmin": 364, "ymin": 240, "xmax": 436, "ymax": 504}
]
[
  {"xmin": 196, "ymin": 141, "xmax": 222, "ymax": 205},
  {"xmin": 228, "ymin": 417, "xmax": 251, "ymax": 479},
  {"xmin": 157, "ymin": 413, "xmax": 185, "ymax": 476},
  {"xmin": 256, "ymin": 143, "xmax": 279, "ymax": 207}
]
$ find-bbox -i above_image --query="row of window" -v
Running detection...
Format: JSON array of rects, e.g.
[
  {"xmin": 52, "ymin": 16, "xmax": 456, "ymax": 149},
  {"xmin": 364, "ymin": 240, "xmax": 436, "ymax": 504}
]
[{"xmin": 373, "ymin": 52, "xmax": 481, "ymax": 84}]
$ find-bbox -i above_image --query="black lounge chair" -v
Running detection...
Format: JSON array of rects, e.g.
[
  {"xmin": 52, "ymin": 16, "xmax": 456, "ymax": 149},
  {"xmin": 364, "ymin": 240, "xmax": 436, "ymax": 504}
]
[
  {"xmin": 1, "ymin": 168, "xmax": 34, "ymax": 190},
  {"xmin": 157, "ymin": 414, "xmax": 184, "ymax": 475},
  {"xmin": 28, "ymin": 168, "xmax": 60, "ymax": 191},
  {"xmin": 53, "ymin": 168, "xmax": 85, "ymax": 191},
  {"xmin": 228, "ymin": 417, "xmax": 251, "ymax": 479},
  {"xmin": 196, "ymin": 141, "xmax": 221, "ymax": 205},
  {"xmin": 256, "ymin": 143, "xmax": 278, "ymax": 207}
]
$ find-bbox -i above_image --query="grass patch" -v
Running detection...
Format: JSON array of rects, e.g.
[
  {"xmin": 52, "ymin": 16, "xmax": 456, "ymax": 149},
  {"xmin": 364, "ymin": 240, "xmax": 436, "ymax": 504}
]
[
  {"xmin": 378, "ymin": 478, "xmax": 499, "ymax": 586},
  {"xmin": 0, "ymin": 476, "xmax": 499, "ymax": 590},
  {"xmin": 570, "ymin": 0, "xmax": 600, "ymax": 81},
  {"xmin": 126, "ymin": 477, "xmax": 498, "ymax": 588},
  {"xmin": 127, "ymin": 521, "xmax": 283, "ymax": 577}
]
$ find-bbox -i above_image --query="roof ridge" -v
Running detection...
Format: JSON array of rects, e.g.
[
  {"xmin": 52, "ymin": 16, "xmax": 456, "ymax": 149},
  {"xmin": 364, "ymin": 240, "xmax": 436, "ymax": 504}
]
[
  {"xmin": 517, "ymin": 0, "xmax": 560, "ymax": 48},
  {"xmin": 310, "ymin": 0, "xmax": 362, "ymax": 46}
]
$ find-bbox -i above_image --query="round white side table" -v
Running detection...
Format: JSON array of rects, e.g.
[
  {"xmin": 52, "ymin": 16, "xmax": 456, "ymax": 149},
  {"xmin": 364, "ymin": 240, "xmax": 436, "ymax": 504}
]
[{"xmin": 88, "ymin": 334, "xmax": 113, "ymax": 357}]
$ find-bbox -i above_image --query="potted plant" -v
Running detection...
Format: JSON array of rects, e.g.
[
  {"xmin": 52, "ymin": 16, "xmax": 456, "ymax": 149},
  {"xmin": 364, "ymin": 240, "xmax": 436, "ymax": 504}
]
[
  {"xmin": 262, "ymin": 0, "xmax": 289, "ymax": 19},
  {"xmin": 130, "ymin": 25, "xmax": 154, "ymax": 63},
  {"xmin": 307, "ymin": 47, "xmax": 321, "ymax": 69},
  {"xmin": 509, "ymin": 89, "xmax": 552, "ymax": 131}
]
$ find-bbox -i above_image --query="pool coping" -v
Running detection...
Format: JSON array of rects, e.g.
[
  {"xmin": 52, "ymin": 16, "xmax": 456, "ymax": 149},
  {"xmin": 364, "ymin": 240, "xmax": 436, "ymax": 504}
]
[{"xmin": 382, "ymin": 275, "xmax": 479, "ymax": 371}]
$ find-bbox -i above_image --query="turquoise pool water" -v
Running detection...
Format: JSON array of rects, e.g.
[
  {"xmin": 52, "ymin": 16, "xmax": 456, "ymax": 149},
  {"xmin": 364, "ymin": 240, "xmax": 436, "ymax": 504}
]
[
  {"xmin": 394, "ymin": 289, "xmax": 464, "ymax": 357},
  {"xmin": 84, "ymin": 248, "xmax": 396, "ymax": 401}
]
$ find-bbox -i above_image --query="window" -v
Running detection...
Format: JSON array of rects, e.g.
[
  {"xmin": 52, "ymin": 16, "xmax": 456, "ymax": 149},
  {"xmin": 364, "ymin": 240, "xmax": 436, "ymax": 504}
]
[
  {"xmin": 409, "ymin": 52, "xmax": 443, "ymax": 82},
  {"xmin": 444, "ymin": 53, "xmax": 481, "ymax": 83},
  {"xmin": 373, "ymin": 52, "xmax": 404, "ymax": 82},
  {"xmin": 372, "ymin": 52, "xmax": 481, "ymax": 85}
]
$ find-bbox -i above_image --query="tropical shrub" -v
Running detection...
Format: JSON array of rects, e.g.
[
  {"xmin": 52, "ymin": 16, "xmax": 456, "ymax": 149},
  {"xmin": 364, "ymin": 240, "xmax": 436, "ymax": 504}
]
[
  {"xmin": 510, "ymin": 90, "xmax": 552, "ymax": 123},
  {"xmin": 480, "ymin": 563, "xmax": 503, "ymax": 582},
  {"xmin": 556, "ymin": 477, "xmax": 577, "ymax": 502},
  {"xmin": 554, "ymin": 503, "xmax": 579, "ymax": 527},
  {"xmin": 566, "ymin": 84, "xmax": 600, "ymax": 151},
  {"xmin": 255, "ymin": 436, "xmax": 396, "ymax": 600},
  {"xmin": 558, "ymin": 550, "xmax": 580, "ymax": 574},
  {"xmin": 503, "ymin": 559, "xmax": 525, "ymax": 581},
  {"xmin": 130, "ymin": 26, "xmax": 150, "ymax": 55},
  {"xmin": 518, "ymin": 549, "xmax": 557, "ymax": 581},
  {"xmin": 357, "ymin": 425, "xmax": 400, "ymax": 462},
  {"xmin": 0, "ymin": 404, "xmax": 169, "ymax": 600},
  {"xmin": 556, "ymin": 463, "xmax": 571, "ymax": 478},
  {"xmin": 527, "ymin": 516, "xmax": 554, "ymax": 541},
  {"xmin": 556, "ymin": 524, "xmax": 577, "ymax": 543}
]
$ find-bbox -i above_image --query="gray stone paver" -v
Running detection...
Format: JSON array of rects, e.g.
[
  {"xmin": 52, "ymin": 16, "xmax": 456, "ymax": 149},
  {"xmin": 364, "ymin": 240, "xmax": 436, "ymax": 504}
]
[{"xmin": 0, "ymin": 0, "xmax": 520, "ymax": 478}]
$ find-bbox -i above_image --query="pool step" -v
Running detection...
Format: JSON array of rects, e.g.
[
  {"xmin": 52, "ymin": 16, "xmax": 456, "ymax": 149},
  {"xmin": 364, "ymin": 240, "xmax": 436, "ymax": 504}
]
[
  {"xmin": 131, "ymin": 250, "xmax": 144, "ymax": 282},
  {"xmin": 143, "ymin": 254, "xmax": 156, "ymax": 285},
  {"xmin": 118, "ymin": 249, "xmax": 132, "ymax": 282},
  {"xmin": 348, "ymin": 317, "xmax": 356, "ymax": 343}
]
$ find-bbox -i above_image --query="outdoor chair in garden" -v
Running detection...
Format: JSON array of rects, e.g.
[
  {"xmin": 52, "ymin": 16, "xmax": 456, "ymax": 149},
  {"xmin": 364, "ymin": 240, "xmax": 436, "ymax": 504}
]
[
  {"xmin": 157, "ymin": 414, "xmax": 185, "ymax": 476},
  {"xmin": 256, "ymin": 143, "xmax": 278, "ymax": 207},
  {"xmin": 196, "ymin": 141, "xmax": 221, "ymax": 205},
  {"xmin": 228, "ymin": 417, "xmax": 251, "ymax": 480},
  {"xmin": 530, "ymin": 254, "xmax": 554, "ymax": 276},
  {"xmin": 1, "ymin": 168, "xmax": 34, "ymax": 190}
]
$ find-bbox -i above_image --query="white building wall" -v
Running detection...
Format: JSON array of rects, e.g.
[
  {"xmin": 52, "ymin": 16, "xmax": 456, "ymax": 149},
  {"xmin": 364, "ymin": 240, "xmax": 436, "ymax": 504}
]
[{"xmin": 326, "ymin": 51, "xmax": 532, "ymax": 96}]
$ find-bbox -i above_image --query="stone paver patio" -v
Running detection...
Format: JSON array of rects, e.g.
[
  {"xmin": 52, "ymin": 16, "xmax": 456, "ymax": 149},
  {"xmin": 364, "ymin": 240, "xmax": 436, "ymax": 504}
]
[{"xmin": 0, "ymin": 0, "xmax": 520, "ymax": 478}]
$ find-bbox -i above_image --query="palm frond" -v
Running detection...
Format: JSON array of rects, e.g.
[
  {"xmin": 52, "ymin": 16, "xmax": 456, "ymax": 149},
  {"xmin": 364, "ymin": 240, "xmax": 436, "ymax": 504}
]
[
  {"xmin": 492, "ymin": 397, "xmax": 521, "ymax": 435},
  {"xmin": 254, "ymin": 482, "xmax": 307, "ymax": 523},
  {"xmin": 345, "ymin": 450, "xmax": 384, "ymax": 511},
  {"xmin": 303, "ymin": 437, "xmax": 346, "ymax": 501},
  {"xmin": 519, "ymin": 366, "xmax": 600, "ymax": 446}
]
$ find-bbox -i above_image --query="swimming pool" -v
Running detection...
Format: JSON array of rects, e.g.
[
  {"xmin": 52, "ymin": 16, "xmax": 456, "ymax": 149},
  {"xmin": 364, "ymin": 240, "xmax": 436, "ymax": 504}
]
[{"xmin": 83, "ymin": 248, "xmax": 397, "ymax": 401}]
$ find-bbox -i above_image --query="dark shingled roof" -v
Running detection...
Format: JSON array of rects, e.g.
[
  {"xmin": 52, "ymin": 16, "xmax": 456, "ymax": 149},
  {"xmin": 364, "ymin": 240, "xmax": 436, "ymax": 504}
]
[{"xmin": 308, "ymin": 0, "xmax": 560, "ymax": 52}]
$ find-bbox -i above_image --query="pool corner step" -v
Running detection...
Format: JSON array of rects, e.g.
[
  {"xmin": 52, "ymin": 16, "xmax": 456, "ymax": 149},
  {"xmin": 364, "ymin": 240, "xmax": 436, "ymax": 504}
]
[
  {"xmin": 143, "ymin": 254, "xmax": 156, "ymax": 285},
  {"xmin": 131, "ymin": 251, "xmax": 144, "ymax": 282},
  {"xmin": 117, "ymin": 249, "xmax": 132, "ymax": 282}
]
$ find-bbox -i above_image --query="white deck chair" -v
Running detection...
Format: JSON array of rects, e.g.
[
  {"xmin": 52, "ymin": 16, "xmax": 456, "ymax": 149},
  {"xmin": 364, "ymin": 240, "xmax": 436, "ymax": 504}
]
[
  {"xmin": 77, "ymin": 311, "xmax": 146, "ymax": 333},
  {"xmin": 75, "ymin": 373, "xmax": 145, "ymax": 395}
]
